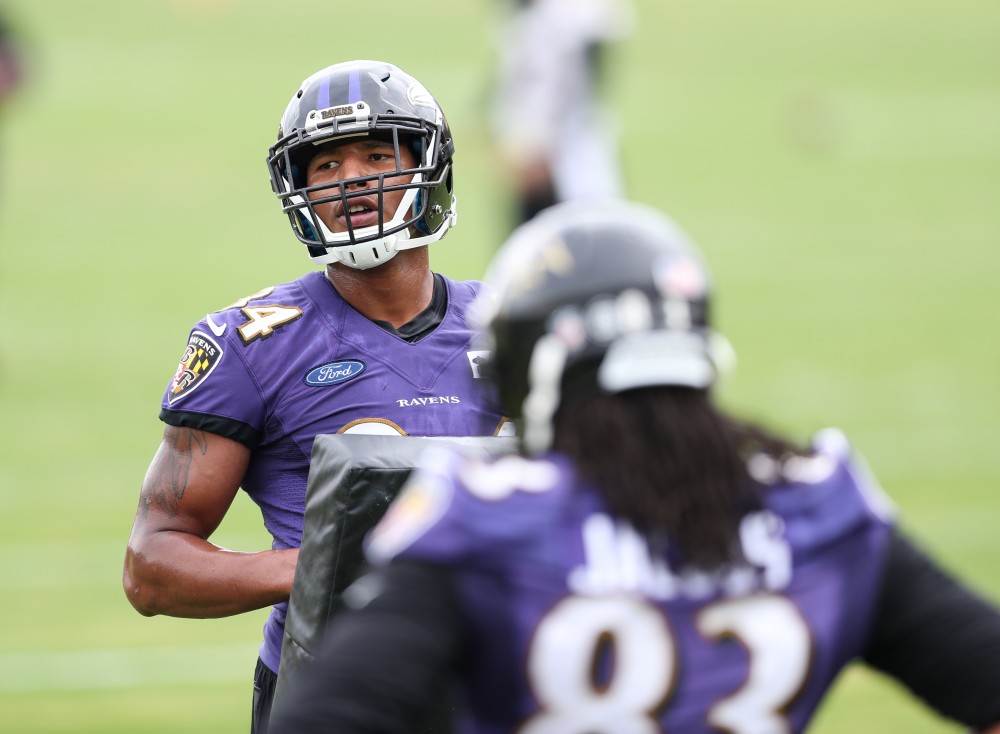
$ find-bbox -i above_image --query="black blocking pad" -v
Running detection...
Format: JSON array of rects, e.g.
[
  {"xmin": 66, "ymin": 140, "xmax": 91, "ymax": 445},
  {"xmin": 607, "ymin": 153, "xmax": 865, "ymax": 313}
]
[{"xmin": 274, "ymin": 434, "xmax": 516, "ymax": 708}]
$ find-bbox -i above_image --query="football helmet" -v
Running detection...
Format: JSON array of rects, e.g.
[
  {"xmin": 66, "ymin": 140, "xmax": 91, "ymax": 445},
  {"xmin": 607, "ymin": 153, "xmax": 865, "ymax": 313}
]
[
  {"xmin": 476, "ymin": 199, "xmax": 734, "ymax": 452},
  {"xmin": 266, "ymin": 60, "xmax": 457, "ymax": 270}
]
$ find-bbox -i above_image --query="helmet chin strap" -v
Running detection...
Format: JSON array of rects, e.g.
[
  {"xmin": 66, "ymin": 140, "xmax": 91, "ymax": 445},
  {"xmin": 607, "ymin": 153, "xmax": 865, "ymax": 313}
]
[
  {"xmin": 327, "ymin": 232, "xmax": 402, "ymax": 270},
  {"xmin": 312, "ymin": 196, "xmax": 457, "ymax": 270}
]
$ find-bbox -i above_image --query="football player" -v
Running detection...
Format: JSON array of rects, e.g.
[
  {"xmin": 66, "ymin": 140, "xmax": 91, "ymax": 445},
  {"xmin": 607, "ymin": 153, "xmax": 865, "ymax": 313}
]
[
  {"xmin": 122, "ymin": 60, "xmax": 509, "ymax": 734},
  {"xmin": 0, "ymin": 8, "xmax": 23, "ymax": 214},
  {"xmin": 489, "ymin": 0, "xmax": 634, "ymax": 226},
  {"xmin": 269, "ymin": 199, "xmax": 1000, "ymax": 733}
]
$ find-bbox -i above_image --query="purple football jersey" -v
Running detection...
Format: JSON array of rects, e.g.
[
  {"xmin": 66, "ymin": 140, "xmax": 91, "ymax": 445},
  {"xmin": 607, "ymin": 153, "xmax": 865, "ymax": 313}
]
[
  {"xmin": 367, "ymin": 429, "xmax": 896, "ymax": 734},
  {"xmin": 159, "ymin": 270, "xmax": 509, "ymax": 671}
]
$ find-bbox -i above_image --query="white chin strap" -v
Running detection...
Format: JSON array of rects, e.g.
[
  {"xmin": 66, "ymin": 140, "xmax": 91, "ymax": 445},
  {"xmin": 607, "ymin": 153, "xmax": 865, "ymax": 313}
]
[
  {"xmin": 317, "ymin": 207, "xmax": 455, "ymax": 269},
  {"xmin": 324, "ymin": 229, "xmax": 407, "ymax": 270}
]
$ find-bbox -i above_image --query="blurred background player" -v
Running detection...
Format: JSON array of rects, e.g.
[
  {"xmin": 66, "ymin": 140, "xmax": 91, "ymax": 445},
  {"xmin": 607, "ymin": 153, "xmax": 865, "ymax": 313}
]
[
  {"xmin": 122, "ymin": 60, "xmax": 508, "ymax": 734},
  {"xmin": 269, "ymin": 199, "xmax": 1000, "ymax": 733},
  {"xmin": 0, "ymin": 11, "xmax": 21, "ymax": 114},
  {"xmin": 0, "ymin": 6, "xmax": 23, "ymax": 212},
  {"xmin": 488, "ymin": 0, "xmax": 634, "ymax": 227}
]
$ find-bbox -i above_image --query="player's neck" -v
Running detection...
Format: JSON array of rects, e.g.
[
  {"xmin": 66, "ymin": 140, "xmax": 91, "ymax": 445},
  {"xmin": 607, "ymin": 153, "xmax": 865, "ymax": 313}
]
[{"xmin": 325, "ymin": 249, "xmax": 434, "ymax": 328}]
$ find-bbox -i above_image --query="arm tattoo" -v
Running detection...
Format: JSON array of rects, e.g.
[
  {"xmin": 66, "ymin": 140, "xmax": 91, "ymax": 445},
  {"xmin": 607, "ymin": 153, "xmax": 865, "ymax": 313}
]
[{"xmin": 141, "ymin": 428, "xmax": 209, "ymax": 518}]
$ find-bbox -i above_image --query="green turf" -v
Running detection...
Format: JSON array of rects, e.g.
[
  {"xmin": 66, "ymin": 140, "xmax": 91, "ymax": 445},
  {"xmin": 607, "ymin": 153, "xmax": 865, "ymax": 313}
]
[{"xmin": 0, "ymin": 0, "xmax": 996, "ymax": 731}]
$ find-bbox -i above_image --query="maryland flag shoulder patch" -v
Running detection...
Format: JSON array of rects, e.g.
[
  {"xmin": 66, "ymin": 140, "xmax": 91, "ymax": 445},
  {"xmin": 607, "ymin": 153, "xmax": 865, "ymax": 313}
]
[{"xmin": 168, "ymin": 330, "xmax": 224, "ymax": 404}]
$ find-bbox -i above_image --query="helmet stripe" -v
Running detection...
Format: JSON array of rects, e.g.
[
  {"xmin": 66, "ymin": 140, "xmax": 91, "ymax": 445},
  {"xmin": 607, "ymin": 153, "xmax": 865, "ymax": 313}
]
[
  {"xmin": 316, "ymin": 75, "xmax": 330, "ymax": 111},
  {"xmin": 348, "ymin": 69, "xmax": 362, "ymax": 103}
]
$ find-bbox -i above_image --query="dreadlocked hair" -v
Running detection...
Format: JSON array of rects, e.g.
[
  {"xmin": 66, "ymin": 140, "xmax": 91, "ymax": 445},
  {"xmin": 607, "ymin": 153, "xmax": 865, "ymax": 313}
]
[{"xmin": 551, "ymin": 386, "xmax": 806, "ymax": 572}]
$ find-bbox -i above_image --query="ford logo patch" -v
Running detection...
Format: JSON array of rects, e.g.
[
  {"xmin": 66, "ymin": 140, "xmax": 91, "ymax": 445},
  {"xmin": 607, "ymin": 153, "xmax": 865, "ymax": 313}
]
[{"xmin": 304, "ymin": 360, "xmax": 365, "ymax": 387}]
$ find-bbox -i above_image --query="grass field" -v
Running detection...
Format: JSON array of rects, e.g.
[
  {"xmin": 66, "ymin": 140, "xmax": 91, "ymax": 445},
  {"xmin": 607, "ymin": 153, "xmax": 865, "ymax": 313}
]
[{"xmin": 0, "ymin": 0, "xmax": 997, "ymax": 731}]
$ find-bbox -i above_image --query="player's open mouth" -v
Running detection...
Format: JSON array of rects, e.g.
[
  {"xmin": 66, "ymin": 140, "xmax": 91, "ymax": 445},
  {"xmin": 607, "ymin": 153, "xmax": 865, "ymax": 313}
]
[{"xmin": 335, "ymin": 197, "xmax": 380, "ymax": 229}]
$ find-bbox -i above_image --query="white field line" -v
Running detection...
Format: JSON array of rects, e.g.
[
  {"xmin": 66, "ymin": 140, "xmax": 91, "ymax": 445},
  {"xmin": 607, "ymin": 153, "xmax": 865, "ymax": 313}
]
[{"xmin": 0, "ymin": 643, "xmax": 255, "ymax": 693}]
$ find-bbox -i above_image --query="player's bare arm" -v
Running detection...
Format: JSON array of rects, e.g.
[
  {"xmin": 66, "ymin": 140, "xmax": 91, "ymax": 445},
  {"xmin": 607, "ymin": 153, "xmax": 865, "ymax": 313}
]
[
  {"xmin": 139, "ymin": 425, "xmax": 209, "ymax": 519},
  {"xmin": 123, "ymin": 426, "xmax": 299, "ymax": 618}
]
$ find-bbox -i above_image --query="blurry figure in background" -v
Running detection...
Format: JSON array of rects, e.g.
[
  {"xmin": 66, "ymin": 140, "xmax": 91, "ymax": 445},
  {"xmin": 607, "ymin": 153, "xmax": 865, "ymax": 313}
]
[
  {"xmin": 0, "ymin": 7, "xmax": 23, "ymax": 210},
  {"xmin": 0, "ymin": 11, "xmax": 21, "ymax": 107},
  {"xmin": 269, "ymin": 199, "xmax": 1000, "ymax": 733},
  {"xmin": 489, "ymin": 0, "xmax": 633, "ymax": 227},
  {"xmin": 123, "ymin": 60, "xmax": 507, "ymax": 734}
]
